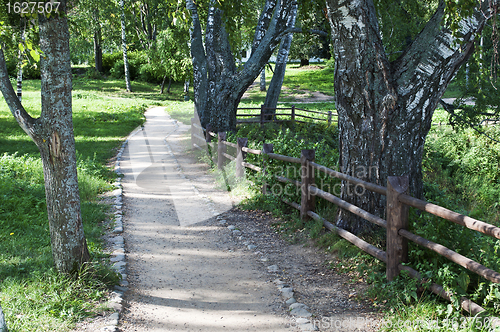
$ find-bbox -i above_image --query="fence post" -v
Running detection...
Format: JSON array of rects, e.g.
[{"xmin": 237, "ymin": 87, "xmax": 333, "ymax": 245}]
[
  {"xmin": 236, "ymin": 138, "xmax": 248, "ymax": 178},
  {"xmin": 260, "ymin": 104, "xmax": 265, "ymax": 126},
  {"xmin": 386, "ymin": 176, "xmax": 410, "ymax": 281},
  {"xmin": 291, "ymin": 105, "xmax": 296, "ymax": 125},
  {"xmin": 262, "ymin": 143, "xmax": 274, "ymax": 194},
  {"xmin": 300, "ymin": 149, "xmax": 315, "ymax": 221},
  {"xmin": 217, "ymin": 132, "xmax": 227, "ymax": 170},
  {"xmin": 327, "ymin": 111, "xmax": 332, "ymax": 127}
]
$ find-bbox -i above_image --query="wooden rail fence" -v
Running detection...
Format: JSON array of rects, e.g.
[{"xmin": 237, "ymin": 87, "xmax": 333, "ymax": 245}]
[
  {"xmin": 236, "ymin": 105, "xmax": 337, "ymax": 126},
  {"xmin": 191, "ymin": 119, "xmax": 500, "ymax": 326}
]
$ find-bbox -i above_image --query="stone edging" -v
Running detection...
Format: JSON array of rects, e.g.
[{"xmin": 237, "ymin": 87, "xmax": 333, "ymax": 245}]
[
  {"xmin": 221, "ymin": 216, "xmax": 319, "ymax": 332},
  {"xmin": 99, "ymin": 126, "xmax": 142, "ymax": 332}
]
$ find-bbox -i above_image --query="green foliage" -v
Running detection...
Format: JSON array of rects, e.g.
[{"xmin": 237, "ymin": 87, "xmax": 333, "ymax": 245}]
[
  {"xmin": 150, "ymin": 27, "xmax": 193, "ymax": 83},
  {"xmin": 424, "ymin": 126, "xmax": 500, "ymax": 219},
  {"xmin": 109, "ymin": 51, "xmax": 149, "ymax": 81},
  {"xmin": 374, "ymin": 0, "xmax": 438, "ymax": 61},
  {"xmin": 448, "ymin": 22, "xmax": 500, "ymax": 130}
]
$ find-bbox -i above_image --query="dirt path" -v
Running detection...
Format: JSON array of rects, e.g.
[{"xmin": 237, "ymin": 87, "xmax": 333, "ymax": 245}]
[{"xmin": 113, "ymin": 107, "xmax": 381, "ymax": 331}]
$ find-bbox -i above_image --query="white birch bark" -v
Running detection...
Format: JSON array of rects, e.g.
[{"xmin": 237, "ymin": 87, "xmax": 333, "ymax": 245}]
[
  {"xmin": 120, "ymin": 0, "xmax": 132, "ymax": 92},
  {"xmin": 326, "ymin": 0, "xmax": 491, "ymax": 234}
]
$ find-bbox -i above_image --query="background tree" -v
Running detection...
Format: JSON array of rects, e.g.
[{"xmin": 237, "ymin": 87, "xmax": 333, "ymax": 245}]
[
  {"xmin": 0, "ymin": 0, "xmax": 91, "ymax": 272},
  {"xmin": 68, "ymin": 0, "xmax": 120, "ymax": 67},
  {"xmin": 149, "ymin": 25, "xmax": 193, "ymax": 94},
  {"xmin": 326, "ymin": 0, "xmax": 494, "ymax": 234},
  {"xmin": 289, "ymin": 2, "xmax": 330, "ymax": 66},
  {"xmin": 187, "ymin": 0, "xmax": 297, "ymax": 131},
  {"xmin": 262, "ymin": 3, "xmax": 297, "ymax": 113},
  {"xmin": 120, "ymin": 0, "xmax": 132, "ymax": 91},
  {"xmin": 262, "ymin": 0, "xmax": 330, "ymax": 112}
]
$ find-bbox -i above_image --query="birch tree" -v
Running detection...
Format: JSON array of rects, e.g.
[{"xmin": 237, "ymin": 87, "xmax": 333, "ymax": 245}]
[
  {"xmin": 186, "ymin": 0, "xmax": 298, "ymax": 131},
  {"xmin": 0, "ymin": 0, "xmax": 91, "ymax": 272},
  {"xmin": 120, "ymin": 0, "xmax": 132, "ymax": 92},
  {"xmin": 262, "ymin": 3, "xmax": 297, "ymax": 113},
  {"xmin": 326, "ymin": 0, "xmax": 495, "ymax": 234}
]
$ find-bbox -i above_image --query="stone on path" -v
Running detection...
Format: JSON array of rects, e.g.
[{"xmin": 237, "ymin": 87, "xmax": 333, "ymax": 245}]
[
  {"xmin": 267, "ymin": 265, "xmax": 279, "ymax": 273},
  {"xmin": 289, "ymin": 303, "xmax": 312, "ymax": 317}
]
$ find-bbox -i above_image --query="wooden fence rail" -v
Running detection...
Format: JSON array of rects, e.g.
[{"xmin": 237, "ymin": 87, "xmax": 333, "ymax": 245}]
[
  {"xmin": 190, "ymin": 117, "xmax": 500, "ymax": 326},
  {"xmin": 235, "ymin": 105, "xmax": 337, "ymax": 126}
]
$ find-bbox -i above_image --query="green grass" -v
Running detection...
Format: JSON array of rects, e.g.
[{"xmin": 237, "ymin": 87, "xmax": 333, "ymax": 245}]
[{"xmin": 241, "ymin": 64, "xmax": 335, "ymax": 104}]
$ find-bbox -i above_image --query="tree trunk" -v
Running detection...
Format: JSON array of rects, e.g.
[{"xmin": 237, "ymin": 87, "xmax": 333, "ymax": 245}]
[
  {"xmin": 187, "ymin": 0, "xmax": 298, "ymax": 132},
  {"xmin": 260, "ymin": 69, "xmax": 266, "ymax": 91},
  {"xmin": 326, "ymin": 0, "xmax": 489, "ymax": 235},
  {"xmin": 263, "ymin": 4, "xmax": 297, "ymax": 115},
  {"xmin": 264, "ymin": 2, "xmax": 297, "ymax": 115},
  {"xmin": 93, "ymin": 10, "xmax": 103, "ymax": 73},
  {"xmin": 0, "ymin": 1, "xmax": 91, "ymax": 273},
  {"xmin": 167, "ymin": 77, "xmax": 172, "ymax": 93},
  {"xmin": 160, "ymin": 74, "xmax": 167, "ymax": 94},
  {"xmin": 120, "ymin": 0, "xmax": 132, "ymax": 92}
]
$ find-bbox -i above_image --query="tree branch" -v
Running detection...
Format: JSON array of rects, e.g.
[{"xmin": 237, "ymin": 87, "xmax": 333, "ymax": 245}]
[
  {"xmin": 186, "ymin": 0, "xmax": 208, "ymax": 125},
  {"xmin": 243, "ymin": 0, "xmax": 296, "ymax": 80},
  {"xmin": 0, "ymin": 47, "xmax": 37, "ymax": 138},
  {"xmin": 251, "ymin": 0, "xmax": 278, "ymax": 55},
  {"xmin": 394, "ymin": 1, "xmax": 489, "ymax": 100},
  {"xmin": 287, "ymin": 27, "xmax": 328, "ymax": 37},
  {"xmin": 439, "ymin": 99, "xmax": 500, "ymax": 143}
]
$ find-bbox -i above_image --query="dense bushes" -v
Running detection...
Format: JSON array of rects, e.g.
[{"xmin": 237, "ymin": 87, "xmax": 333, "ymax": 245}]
[{"xmin": 102, "ymin": 51, "xmax": 163, "ymax": 83}]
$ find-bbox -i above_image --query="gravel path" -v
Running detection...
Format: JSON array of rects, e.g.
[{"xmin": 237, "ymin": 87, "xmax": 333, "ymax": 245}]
[{"xmin": 74, "ymin": 107, "xmax": 382, "ymax": 331}]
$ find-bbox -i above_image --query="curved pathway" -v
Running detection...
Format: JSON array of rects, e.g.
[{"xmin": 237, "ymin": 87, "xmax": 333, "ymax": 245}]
[{"xmin": 117, "ymin": 108, "xmax": 294, "ymax": 331}]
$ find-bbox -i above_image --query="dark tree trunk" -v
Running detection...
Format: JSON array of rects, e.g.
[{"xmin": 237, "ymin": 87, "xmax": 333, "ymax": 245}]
[
  {"xmin": 93, "ymin": 9, "xmax": 103, "ymax": 73},
  {"xmin": 0, "ymin": 0, "xmax": 90, "ymax": 273},
  {"xmin": 187, "ymin": 0, "xmax": 298, "ymax": 132},
  {"xmin": 160, "ymin": 74, "xmax": 170, "ymax": 94},
  {"xmin": 263, "ymin": 3, "xmax": 297, "ymax": 115},
  {"xmin": 94, "ymin": 33, "xmax": 103, "ymax": 73},
  {"xmin": 326, "ymin": 0, "xmax": 489, "ymax": 235},
  {"xmin": 300, "ymin": 58, "xmax": 309, "ymax": 67},
  {"xmin": 260, "ymin": 69, "xmax": 266, "ymax": 91}
]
